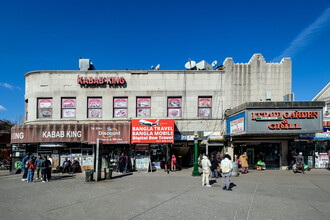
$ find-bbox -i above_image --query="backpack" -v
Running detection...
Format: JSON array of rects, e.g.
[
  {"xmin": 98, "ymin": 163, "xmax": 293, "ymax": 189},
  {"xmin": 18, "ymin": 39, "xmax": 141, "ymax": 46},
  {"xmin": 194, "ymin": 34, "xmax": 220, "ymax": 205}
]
[{"xmin": 222, "ymin": 159, "xmax": 231, "ymax": 173}]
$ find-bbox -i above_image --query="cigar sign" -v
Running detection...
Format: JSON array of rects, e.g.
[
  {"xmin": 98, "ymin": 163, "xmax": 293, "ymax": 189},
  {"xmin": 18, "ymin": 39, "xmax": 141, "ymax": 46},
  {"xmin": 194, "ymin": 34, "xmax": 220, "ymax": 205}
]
[{"xmin": 131, "ymin": 119, "xmax": 174, "ymax": 143}]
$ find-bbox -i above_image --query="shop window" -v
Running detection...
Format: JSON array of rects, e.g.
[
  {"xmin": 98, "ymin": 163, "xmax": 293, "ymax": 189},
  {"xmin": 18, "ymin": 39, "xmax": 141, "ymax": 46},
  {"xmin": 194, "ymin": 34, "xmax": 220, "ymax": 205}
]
[
  {"xmin": 198, "ymin": 97, "xmax": 212, "ymax": 117},
  {"xmin": 137, "ymin": 97, "xmax": 151, "ymax": 117},
  {"xmin": 88, "ymin": 97, "xmax": 102, "ymax": 118},
  {"xmin": 37, "ymin": 98, "xmax": 52, "ymax": 118},
  {"xmin": 168, "ymin": 97, "xmax": 182, "ymax": 117},
  {"xmin": 114, "ymin": 97, "xmax": 128, "ymax": 118},
  {"xmin": 25, "ymin": 99, "xmax": 28, "ymax": 121},
  {"xmin": 62, "ymin": 98, "xmax": 76, "ymax": 118}
]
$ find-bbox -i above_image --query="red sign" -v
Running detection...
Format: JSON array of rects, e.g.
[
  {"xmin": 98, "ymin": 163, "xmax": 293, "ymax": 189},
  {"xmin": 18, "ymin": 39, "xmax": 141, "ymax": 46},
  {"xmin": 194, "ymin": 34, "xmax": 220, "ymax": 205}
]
[
  {"xmin": 131, "ymin": 119, "xmax": 174, "ymax": 143},
  {"xmin": 77, "ymin": 76, "xmax": 125, "ymax": 85}
]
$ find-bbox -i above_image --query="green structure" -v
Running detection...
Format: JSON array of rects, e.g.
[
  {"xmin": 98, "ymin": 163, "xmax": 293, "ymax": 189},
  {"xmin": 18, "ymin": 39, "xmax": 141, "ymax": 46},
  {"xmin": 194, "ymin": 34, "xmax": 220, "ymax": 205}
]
[{"xmin": 192, "ymin": 132, "xmax": 200, "ymax": 176}]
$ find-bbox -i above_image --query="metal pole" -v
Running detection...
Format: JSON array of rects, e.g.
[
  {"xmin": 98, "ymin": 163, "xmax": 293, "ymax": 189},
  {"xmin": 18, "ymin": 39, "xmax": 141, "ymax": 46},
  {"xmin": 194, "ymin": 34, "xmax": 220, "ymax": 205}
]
[
  {"xmin": 95, "ymin": 138, "xmax": 100, "ymax": 181},
  {"xmin": 192, "ymin": 132, "xmax": 200, "ymax": 176}
]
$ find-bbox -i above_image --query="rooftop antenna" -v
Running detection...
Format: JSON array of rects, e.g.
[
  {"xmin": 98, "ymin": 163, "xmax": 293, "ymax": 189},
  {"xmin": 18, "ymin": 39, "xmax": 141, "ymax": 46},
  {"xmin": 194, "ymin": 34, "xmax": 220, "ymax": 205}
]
[
  {"xmin": 185, "ymin": 58, "xmax": 196, "ymax": 70},
  {"xmin": 151, "ymin": 64, "xmax": 160, "ymax": 70}
]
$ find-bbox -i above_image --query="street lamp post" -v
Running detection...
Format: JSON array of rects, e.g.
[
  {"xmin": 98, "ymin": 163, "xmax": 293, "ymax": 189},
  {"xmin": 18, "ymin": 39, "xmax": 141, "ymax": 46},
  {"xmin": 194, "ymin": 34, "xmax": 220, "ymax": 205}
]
[{"xmin": 192, "ymin": 131, "xmax": 200, "ymax": 176}]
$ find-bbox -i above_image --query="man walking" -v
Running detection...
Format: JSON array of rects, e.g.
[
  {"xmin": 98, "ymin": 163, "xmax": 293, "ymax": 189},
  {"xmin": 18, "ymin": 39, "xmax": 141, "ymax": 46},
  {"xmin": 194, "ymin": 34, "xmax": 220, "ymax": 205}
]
[
  {"xmin": 221, "ymin": 153, "xmax": 233, "ymax": 191},
  {"xmin": 239, "ymin": 152, "xmax": 248, "ymax": 174},
  {"xmin": 296, "ymin": 152, "xmax": 305, "ymax": 174},
  {"xmin": 21, "ymin": 153, "xmax": 29, "ymax": 181},
  {"xmin": 201, "ymin": 155, "xmax": 212, "ymax": 187}
]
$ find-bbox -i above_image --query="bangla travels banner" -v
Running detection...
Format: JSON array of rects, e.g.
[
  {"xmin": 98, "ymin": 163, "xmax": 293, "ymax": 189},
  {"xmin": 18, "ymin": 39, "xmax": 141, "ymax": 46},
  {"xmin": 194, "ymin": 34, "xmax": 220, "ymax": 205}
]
[{"xmin": 131, "ymin": 119, "xmax": 174, "ymax": 143}]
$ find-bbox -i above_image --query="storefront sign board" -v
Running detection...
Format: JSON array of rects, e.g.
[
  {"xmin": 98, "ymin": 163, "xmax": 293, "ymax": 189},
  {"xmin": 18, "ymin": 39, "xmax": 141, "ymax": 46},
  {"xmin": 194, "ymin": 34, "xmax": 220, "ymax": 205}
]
[
  {"xmin": 88, "ymin": 122, "xmax": 130, "ymax": 144},
  {"xmin": 227, "ymin": 112, "xmax": 245, "ymax": 135},
  {"xmin": 131, "ymin": 119, "xmax": 174, "ymax": 143}
]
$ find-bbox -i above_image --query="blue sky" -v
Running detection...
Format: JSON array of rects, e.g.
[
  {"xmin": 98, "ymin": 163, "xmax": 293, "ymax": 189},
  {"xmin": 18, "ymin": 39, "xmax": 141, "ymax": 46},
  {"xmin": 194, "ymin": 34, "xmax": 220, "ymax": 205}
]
[{"xmin": 0, "ymin": 0, "xmax": 330, "ymax": 121}]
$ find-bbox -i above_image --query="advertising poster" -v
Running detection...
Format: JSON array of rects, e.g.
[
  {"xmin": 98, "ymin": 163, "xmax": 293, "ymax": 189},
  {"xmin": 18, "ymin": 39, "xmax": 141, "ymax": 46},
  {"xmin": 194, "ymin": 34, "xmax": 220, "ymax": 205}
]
[
  {"xmin": 230, "ymin": 117, "xmax": 244, "ymax": 134},
  {"xmin": 318, "ymin": 153, "xmax": 329, "ymax": 168},
  {"xmin": 62, "ymin": 99, "xmax": 76, "ymax": 108},
  {"xmin": 135, "ymin": 156, "xmax": 150, "ymax": 170},
  {"xmin": 198, "ymin": 98, "xmax": 212, "ymax": 107},
  {"xmin": 168, "ymin": 108, "xmax": 181, "ymax": 117},
  {"xmin": 88, "ymin": 122, "xmax": 130, "ymax": 144},
  {"xmin": 137, "ymin": 98, "xmax": 150, "ymax": 107},
  {"xmin": 88, "ymin": 109, "xmax": 102, "ymax": 118},
  {"xmin": 168, "ymin": 98, "xmax": 181, "ymax": 107},
  {"xmin": 114, "ymin": 109, "xmax": 127, "ymax": 118},
  {"xmin": 131, "ymin": 119, "xmax": 174, "ymax": 143},
  {"xmin": 114, "ymin": 98, "xmax": 127, "ymax": 108},
  {"xmin": 38, "ymin": 99, "xmax": 52, "ymax": 108},
  {"xmin": 62, "ymin": 109, "xmax": 76, "ymax": 118},
  {"xmin": 137, "ymin": 108, "xmax": 150, "ymax": 117},
  {"xmin": 39, "ymin": 109, "xmax": 52, "ymax": 118},
  {"xmin": 198, "ymin": 108, "xmax": 211, "ymax": 117},
  {"xmin": 88, "ymin": 98, "xmax": 102, "ymax": 108}
]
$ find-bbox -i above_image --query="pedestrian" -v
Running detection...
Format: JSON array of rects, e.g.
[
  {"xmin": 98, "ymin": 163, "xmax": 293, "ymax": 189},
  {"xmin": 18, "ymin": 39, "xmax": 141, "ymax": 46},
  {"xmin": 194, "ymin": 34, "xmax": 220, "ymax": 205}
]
[
  {"xmin": 211, "ymin": 154, "xmax": 219, "ymax": 178},
  {"xmin": 35, "ymin": 155, "xmax": 42, "ymax": 180},
  {"xmin": 119, "ymin": 153, "xmax": 125, "ymax": 173},
  {"xmin": 296, "ymin": 152, "xmax": 305, "ymax": 174},
  {"xmin": 41, "ymin": 156, "xmax": 50, "ymax": 183},
  {"xmin": 27, "ymin": 156, "xmax": 36, "ymax": 183},
  {"xmin": 21, "ymin": 153, "xmax": 30, "ymax": 181},
  {"xmin": 115, "ymin": 152, "xmax": 120, "ymax": 173},
  {"xmin": 221, "ymin": 153, "xmax": 233, "ymax": 191},
  {"xmin": 239, "ymin": 152, "xmax": 248, "ymax": 174},
  {"xmin": 171, "ymin": 154, "xmax": 177, "ymax": 172},
  {"xmin": 47, "ymin": 155, "xmax": 53, "ymax": 180},
  {"xmin": 123, "ymin": 154, "xmax": 129, "ymax": 173},
  {"xmin": 201, "ymin": 155, "xmax": 211, "ymax": 187}
]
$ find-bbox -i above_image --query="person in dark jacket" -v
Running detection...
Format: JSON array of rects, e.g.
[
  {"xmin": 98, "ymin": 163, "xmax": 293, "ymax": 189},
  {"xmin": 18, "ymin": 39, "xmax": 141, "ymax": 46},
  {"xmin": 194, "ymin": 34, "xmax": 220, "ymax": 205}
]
[
  {"xmin": 41, "ymin": 156, "xmax": 51, "ymax": 182},
  {"xmin": 21, "ymin": 153, "xmax": 29, "ymax": 181},
  {"xmin": 211, "ymin": 155, "xmax": 219, "ymax": 178},
  {"xmin": 296, "ymin": 152, "xmax": 305, "ymax": 174},
  {"xmin": 34, "ymin": 155, "xmax": 42, "ymax": 180}
]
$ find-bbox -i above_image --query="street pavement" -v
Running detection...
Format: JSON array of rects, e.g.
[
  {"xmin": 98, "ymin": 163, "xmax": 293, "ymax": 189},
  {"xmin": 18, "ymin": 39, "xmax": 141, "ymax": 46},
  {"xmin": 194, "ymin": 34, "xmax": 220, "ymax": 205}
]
[{"xmin": 0, "ymin": 168, "xmax": 330, "ymax": 220}]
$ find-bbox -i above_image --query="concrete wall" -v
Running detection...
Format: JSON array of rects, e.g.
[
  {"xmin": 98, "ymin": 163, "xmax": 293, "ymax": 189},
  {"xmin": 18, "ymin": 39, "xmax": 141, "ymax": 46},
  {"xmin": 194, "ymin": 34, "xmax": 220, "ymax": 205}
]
[{"xmin": 24, "ymin": 53, "xmax": 292, "ymax": 134}]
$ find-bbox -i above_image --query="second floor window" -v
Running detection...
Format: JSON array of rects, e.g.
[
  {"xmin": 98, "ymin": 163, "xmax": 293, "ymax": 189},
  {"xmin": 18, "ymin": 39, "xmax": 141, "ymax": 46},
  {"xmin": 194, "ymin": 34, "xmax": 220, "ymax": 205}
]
[
  {"xmin": 38, "ymin": 98, "xmax": 52, "ymax": 118},
  {"xmin": 168, "ymin": 97, "xmax": 181, "ymax": 117},
  {"xmin": 62, "ymin": 98, "xmax": 76, "ymax": 118},
  {"xmin": 88, "ymin": 97, "xmax": 102, "ymax": 118},
  {"xmin": 114, "ymin": 97, "xmax": 128, "ymax": 118},
  {"xmin": 137, "ymin": 97, "xmax": 151, "ymax": 117},
  {"xmin": 198, "ymin": 97, "xmax": 212, "ymax": 117}
]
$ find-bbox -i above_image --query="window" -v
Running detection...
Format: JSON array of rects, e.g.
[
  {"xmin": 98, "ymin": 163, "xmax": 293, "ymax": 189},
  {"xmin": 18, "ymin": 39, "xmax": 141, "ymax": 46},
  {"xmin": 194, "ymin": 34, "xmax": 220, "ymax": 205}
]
[
  {"xmin": 198, "ymin": 97, "xmax": 212, "ymax": 117},
  {"xmin": 25, "ymin": 99, "xmax": 28, "ymax": 121},
  {"xmin": 137, "ymin": 97, "xmax": 151, "ymax": 117},
  {"xmin": 168, "ymin": 97, "xmax": 181, "ymax": 117},
  {"xmin": 62, "ymin": 98, "xmax": 76, "ymax": 118},
  {"xmin": 38, "ymin": 98, "xmax": 52, "ymax": 118},
  {"xmin": 114, "ymin": 97, "xmax": 128, "ymax": 118},
  {"xmin": 88, "ymin": 97, "xmax": 102, "ymax": 118}
]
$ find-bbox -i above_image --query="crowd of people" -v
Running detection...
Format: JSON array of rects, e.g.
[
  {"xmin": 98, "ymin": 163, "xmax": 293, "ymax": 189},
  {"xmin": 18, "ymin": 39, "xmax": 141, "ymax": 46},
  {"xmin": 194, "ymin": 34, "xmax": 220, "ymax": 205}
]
[
  {"xmin": 115, "ymin": 153, "xmax": 132, "ymax": 173},
  {"xmin": 21, "ymin": 154, "xmax": 81, "ymax": 183}
]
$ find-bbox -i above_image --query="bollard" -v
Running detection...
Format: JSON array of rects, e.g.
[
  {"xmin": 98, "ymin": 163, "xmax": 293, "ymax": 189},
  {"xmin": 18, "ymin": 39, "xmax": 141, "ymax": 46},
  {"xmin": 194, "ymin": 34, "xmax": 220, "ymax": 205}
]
[{"xmin": 232, "ymin": 162, "xmax": 238, "ymax": 177}]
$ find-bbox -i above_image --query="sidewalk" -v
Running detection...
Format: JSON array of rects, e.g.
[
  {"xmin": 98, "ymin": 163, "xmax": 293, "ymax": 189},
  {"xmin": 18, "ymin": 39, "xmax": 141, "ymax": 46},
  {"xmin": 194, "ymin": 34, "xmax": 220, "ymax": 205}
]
[{"xmin": 1, "ymin": 168, "xmax": 330, "ymax": 219}]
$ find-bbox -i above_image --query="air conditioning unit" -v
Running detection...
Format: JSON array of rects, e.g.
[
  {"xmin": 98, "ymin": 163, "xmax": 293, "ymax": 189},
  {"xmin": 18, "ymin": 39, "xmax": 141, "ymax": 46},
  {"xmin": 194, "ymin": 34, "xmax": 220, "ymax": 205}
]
[{"xmin": 196, "ymin": 60, "xmax": 212, "ymax": 70}]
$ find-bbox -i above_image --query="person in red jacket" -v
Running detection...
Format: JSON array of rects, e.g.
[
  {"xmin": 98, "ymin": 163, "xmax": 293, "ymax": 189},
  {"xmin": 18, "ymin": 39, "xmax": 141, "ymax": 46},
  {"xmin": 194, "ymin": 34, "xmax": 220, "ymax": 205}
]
[
  {"xmin": 27, "ymin": 156, "xmax": 36, "ymax": 183},
  {"xmin": 171, "ymin": 154, "xmax": 177, "ymax": 172}
]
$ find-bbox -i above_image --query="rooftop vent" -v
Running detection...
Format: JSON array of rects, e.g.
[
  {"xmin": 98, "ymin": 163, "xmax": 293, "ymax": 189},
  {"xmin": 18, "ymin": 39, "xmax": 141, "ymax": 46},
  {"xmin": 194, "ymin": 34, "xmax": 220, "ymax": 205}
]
[{"xmin": 79, "ymin": 58, "xmax": 95, "ymax": 70}]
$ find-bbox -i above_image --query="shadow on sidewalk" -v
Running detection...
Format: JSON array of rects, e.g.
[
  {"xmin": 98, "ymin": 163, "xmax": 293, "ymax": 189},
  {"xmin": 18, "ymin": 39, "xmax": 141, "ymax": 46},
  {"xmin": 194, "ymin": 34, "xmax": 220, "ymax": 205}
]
[{"xmin": 111, "ymin": 172, "xmax": 133, "ymax": 180}]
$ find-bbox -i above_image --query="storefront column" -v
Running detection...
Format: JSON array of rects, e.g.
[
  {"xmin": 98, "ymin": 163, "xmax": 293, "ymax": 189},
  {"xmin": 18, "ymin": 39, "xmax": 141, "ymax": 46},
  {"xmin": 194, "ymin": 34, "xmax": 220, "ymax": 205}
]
[
  {"xmin": 227, "ymin": 142, "xmax": 234, "ymax": 159},
  {"xmin": 281, "ymin": 140, "xmax": 288, "ymax": 170}
]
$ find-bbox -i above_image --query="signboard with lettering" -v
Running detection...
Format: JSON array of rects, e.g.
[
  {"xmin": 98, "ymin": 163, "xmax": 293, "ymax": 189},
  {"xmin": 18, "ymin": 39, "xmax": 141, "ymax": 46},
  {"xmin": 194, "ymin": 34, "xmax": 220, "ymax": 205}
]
[
  {"xmin": 88, "ymin": 122, "xmax": 130, "ymax": 144},
  {"xmin": 131, "ymin": 119, "xmax": 174, "ymax": 143},
  {"xmin": 227, "ymin": 112, "xmax": 245, "ymax": 135}
]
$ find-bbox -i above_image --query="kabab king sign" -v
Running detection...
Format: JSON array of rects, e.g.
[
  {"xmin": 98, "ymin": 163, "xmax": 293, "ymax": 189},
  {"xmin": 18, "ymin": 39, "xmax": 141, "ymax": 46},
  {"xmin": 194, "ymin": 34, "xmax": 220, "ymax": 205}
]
[{"xmin": 131, "ymin": 119, "xmax": 174, "ymax": 143}]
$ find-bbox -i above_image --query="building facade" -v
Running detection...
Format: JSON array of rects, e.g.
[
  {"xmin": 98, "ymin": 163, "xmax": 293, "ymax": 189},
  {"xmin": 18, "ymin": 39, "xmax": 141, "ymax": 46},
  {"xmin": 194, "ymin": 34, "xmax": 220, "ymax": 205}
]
[{"xmin": 11, "ymin": 54, "xmax": 293, "ymax": 172}]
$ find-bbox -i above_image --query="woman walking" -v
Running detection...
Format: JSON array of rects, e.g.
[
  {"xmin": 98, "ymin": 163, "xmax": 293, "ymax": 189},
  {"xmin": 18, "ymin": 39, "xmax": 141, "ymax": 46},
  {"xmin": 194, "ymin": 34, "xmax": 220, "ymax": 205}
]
[{"xmin": 171, "ymin": 154, "xmax": 177, "ymax": 172}]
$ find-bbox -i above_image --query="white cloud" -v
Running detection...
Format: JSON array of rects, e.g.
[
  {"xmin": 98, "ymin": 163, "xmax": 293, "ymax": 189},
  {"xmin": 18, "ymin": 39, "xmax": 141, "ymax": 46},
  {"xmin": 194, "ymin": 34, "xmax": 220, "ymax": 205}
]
[
  {"xmin": 272, "ymin": 7, "xmax": 330, "ymax": 62},
  {"xmin": 0, "ymin": 82, "xmax": 21, "ymax": 90},
  {"xmin": 0, "ymin": 105, "xmax": 7, "ymax": 111}
]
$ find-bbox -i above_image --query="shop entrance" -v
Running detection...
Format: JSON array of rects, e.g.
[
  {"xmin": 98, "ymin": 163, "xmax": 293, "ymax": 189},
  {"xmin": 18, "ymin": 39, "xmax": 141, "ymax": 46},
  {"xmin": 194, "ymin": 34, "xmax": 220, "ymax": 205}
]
[{"xmin": 235, "ymin": 142, "xmax": 281, "ymax": 170}]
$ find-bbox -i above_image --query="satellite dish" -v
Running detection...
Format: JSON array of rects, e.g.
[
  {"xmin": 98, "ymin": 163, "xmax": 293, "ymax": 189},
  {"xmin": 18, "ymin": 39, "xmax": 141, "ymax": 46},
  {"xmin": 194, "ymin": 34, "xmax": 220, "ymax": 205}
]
[
  {"xmin": 151, "ymin": 65, "xmax": 154, "ymax": 69},
  {"xmin": 185, "ymin": 59, "xmax": 196, "ymax": 70},
  {"xmin": 155, "ymin": 64, "xmax": 160, "ymax": 70},
  {"xmin": 212, "ymin": 60, "xmax": 218, "ymax": 67}
]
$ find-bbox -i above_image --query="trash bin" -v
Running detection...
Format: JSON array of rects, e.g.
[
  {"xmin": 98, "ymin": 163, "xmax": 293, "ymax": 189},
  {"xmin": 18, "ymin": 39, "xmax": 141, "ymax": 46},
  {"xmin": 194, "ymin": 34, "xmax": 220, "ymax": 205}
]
[
  {"xmin": 232, "ymin": 162, "xmax": 238, "ymax": 177},
  {"xmin": 85, "ymin": 169, "xmax": 94, "ymax": 182},
  {"xmin": 105, "ymin": 168, "xmax": 113, "ymax": 180}
]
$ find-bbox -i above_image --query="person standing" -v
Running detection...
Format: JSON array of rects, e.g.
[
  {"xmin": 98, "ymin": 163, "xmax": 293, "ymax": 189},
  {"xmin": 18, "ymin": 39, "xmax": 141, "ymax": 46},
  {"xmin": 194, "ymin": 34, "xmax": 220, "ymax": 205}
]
[
  {"xmin": 201, "ymin": 155, "xmax": 212, "ymax": 187},
  {"xmin": 171, "ymin": 154, "xmax": 177, "ymax": 172},
  {"xmin": 35, "ymin": 155, "xmax": 42, "ymax": 180},
  {"xmin": 27, "ymin": 156, "xmax": 36, "ymax": 183},
  {"xmin": 221, "ymin": 154, "xmax": 233, "ymax": 191},
  {"xmin": 41, "ymin": 156, "xmax": 48, "ymax": 183},
  {"xmin": 21, "ymin": 153, "xmax": 29, "ymax": 181},
  {"xmin": 211, "ymin": 155, "xmax": 219, "ymax": 178},
  {"xmin": 296, "ymin": 152, "xmax": 305, "ymax": 174},
  {"xmin": 239, "ymin": 152, "xmax": 248, "ymax": 174},
  {"xmin": 47, "ymin": 155, "xmax": 53, "ymax": 180}
]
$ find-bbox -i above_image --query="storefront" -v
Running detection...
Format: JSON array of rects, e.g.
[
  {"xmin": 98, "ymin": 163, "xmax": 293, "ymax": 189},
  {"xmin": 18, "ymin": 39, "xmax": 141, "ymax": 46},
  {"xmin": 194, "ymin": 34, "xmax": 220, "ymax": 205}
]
[
  {"xmin": 11, "ymin": 122, "xmax": 131, "ymax": 171},
  {"xmin": 226, "ymin": 102, "xmax": 324, "ymax": 170},
  {"xmin": 131, "ymin": 119, "xmax": 174, "ymax": 171}
]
